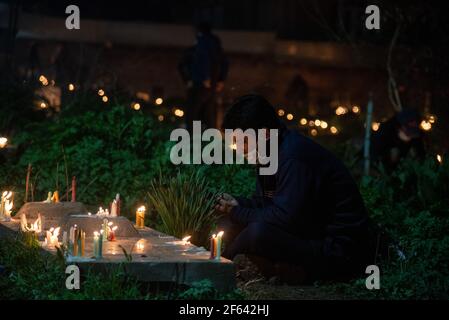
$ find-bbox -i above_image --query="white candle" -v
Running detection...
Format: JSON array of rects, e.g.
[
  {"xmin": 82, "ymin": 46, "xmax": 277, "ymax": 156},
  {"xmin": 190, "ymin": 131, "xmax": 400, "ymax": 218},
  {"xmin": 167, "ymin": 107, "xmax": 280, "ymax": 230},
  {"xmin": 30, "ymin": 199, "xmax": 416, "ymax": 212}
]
[{"xmin": 215, "ymin": 231, "xmax": 224, "ymax": 261}]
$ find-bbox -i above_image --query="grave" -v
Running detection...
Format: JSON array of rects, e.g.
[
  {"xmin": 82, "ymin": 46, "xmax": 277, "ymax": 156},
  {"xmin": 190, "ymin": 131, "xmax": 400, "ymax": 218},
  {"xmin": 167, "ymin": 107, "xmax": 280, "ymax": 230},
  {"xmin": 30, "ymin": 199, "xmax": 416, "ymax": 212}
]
[
  {"xmin": 0, "ymin": 209, "xmax": 236, "ymax": 292},
  {"xmin": 16, "ymin": 202, "xmax": 87, "ymax": 229}
]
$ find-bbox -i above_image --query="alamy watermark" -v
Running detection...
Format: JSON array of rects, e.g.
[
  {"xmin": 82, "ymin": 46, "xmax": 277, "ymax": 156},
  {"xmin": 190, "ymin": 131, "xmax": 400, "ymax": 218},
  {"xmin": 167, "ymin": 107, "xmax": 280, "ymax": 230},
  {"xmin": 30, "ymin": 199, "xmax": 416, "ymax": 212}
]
[{"xmin": 170, "ymin": 121, "xmax": 279, "ymax": 175}]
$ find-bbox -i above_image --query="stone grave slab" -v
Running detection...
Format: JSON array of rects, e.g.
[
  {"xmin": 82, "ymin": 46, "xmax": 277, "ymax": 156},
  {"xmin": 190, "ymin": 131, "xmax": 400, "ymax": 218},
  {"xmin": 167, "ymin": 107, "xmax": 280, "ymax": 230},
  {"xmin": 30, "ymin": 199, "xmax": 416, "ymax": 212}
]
[
  {"xmin": 16, "ymin": 202, "xmax": 87, "ymax": 229},
  {"xmin": 0, "ymin": 219, "xmax": 236, "ymax": 292}
]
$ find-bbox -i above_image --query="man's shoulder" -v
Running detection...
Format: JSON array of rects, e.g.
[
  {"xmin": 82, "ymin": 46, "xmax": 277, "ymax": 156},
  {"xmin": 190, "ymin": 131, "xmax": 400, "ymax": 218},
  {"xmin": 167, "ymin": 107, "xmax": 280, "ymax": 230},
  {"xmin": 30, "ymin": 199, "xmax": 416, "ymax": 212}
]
[{"xmin": 280, "ymin": 130, "xmax": 331, "ymax": 161}]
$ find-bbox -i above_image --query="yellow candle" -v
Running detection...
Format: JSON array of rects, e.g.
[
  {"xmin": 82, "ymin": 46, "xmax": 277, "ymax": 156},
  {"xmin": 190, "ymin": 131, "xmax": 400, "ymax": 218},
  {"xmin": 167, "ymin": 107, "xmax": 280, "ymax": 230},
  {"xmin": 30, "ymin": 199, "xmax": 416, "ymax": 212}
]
[
  {"xmin": 136, "ymin": 206, "xmax": 146, "ymax": 228},
  {"xmin": 80, "ymin": 231, "xmax": 85, "ymax": 256}
]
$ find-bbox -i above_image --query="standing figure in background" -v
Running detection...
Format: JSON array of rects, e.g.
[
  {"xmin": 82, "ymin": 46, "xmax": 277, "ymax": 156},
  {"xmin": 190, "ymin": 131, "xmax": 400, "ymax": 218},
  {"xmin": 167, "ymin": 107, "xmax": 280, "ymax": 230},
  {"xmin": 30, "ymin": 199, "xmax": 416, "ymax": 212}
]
[
  {"xmin": 370, "ymin": 109, "xmax": 426, "ymax": 172},
  {"xmin": 178, "ymin": 22, "xmax": 229, "ymax": 130}
]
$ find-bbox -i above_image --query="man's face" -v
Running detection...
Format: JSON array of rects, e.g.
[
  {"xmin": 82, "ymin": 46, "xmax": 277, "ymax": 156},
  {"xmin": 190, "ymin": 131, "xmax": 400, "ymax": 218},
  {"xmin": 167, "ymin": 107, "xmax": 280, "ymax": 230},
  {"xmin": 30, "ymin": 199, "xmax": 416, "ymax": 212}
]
[{"xmin": 232, "ymin": 129, "xmax": 271, "ymax": 162}]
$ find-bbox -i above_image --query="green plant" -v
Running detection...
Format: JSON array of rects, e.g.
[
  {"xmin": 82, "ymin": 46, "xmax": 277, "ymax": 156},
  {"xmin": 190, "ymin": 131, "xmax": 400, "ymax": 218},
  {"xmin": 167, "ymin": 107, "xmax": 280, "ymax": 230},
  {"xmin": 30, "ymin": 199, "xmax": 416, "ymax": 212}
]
[
  {"xmin": 326, "ymin": 156, "xmax": 449, "ymax": 299},
  {"xmin": 175, "ymin": 279, "xmax": 245, "ymax": 300},
  {"xmin": 148, "ymin": 170, "xmax": 222, "ymax": 246}
]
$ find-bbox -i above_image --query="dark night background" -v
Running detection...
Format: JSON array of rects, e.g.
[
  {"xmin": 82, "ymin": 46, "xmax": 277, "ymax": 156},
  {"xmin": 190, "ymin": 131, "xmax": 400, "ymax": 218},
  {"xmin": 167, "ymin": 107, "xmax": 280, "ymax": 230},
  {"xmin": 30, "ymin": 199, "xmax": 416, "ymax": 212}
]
[{"xmin": 0, "ymin": 0, "xmax": 449, "ymax": 300}]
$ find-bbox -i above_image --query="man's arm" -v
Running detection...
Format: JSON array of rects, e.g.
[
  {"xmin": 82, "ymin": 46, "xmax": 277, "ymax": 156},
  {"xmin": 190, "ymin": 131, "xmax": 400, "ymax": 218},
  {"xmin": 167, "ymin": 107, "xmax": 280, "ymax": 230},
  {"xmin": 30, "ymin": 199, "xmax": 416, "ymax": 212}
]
[
  {"xmin": 233, "ymin": 177, "xmax": 269, "ymax": 208},
  {"xmin": 230, "ymin": 158, "xmax": 311, "ymax": 230}
]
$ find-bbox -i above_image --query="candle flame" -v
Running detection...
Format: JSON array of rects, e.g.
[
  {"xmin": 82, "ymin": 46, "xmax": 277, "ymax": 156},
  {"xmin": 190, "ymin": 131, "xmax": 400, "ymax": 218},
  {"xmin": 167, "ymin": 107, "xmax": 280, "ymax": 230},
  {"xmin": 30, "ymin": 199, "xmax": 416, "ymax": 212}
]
[
  {"xmin": 137, "ymin": 206, "xmax": 146, "ymax": 213},
  {"xmin": 0, "ymin": 137, "xmax": 8, "ymax": 148},
  {"xmin": 21, "ymin": 214, "xmax": 42, "ymax": 233},
  {"xmin": 217, "ymin": 231, "xmax": 224, "ymax": 237},
  {"xmin": 136, "ymin": 239, "xmax": 145, "ymax": 251},
  {"xmin": 182, "ymin": 235, "xmax": 191, "ymax": 245}
]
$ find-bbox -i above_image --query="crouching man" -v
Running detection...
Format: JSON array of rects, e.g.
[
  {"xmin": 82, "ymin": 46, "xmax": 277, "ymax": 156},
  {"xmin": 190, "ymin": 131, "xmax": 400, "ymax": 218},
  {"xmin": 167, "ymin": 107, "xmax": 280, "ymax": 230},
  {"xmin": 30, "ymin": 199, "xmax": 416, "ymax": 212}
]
[{"xmin": 216, "ymin": 94, "xmax": 375, "ymax": 284}]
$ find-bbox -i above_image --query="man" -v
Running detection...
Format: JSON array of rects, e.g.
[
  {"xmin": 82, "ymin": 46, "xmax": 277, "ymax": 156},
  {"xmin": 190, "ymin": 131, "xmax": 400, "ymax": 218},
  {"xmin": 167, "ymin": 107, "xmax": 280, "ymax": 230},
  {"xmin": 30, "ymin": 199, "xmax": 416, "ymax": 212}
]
[
  {"xmin": 216, "ymin": 94, "xmax": 374, "ymax": 283},
  {"xmin": 370, "ymin": 109, "xmax": 425, "ymax": 172},
  {"xmin": 178, "ymin": 22, "xmax": 229, "ymax": 130}
]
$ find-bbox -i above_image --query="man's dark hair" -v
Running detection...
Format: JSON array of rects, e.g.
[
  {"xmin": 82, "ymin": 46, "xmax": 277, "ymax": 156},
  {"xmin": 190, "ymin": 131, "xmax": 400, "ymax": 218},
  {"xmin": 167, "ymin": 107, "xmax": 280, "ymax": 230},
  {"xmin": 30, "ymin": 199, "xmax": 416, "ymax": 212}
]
[{"xmin": 222, "ymin": 94, "xmax": 283, "ymax": 130}]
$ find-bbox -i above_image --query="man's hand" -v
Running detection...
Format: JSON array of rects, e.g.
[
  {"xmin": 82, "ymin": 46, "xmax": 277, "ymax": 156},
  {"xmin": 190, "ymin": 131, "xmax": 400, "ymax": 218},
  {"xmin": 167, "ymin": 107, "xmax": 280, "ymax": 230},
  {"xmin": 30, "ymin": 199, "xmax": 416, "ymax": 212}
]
[{"xmin": 215, "ymin": 193, "xmax": 238, "ymax": 214}]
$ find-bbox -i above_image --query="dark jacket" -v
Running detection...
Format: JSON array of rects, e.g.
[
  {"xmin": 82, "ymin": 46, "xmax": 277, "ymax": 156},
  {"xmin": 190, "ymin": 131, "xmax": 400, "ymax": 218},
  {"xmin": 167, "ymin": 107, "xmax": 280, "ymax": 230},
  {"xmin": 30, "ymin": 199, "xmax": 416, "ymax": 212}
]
[
  {"xmin": 230, "ymin": 129, "xmax": 372, "ymax": 260},
  {"xmin": 370, "ymin": 117, "xmax": 425, "ymax": 171},
  {"xmin": 178, "ymin": 33, "xmax": 228, "ymax": 86}
]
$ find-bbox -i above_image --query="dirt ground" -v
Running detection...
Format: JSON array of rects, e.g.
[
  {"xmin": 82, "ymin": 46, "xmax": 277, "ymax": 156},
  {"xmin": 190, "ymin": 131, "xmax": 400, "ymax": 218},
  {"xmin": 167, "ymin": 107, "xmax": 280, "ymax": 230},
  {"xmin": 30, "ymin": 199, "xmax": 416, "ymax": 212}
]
[{"xmin": 234, "ymin": 255, "xmax": 350, "ymax": 300}]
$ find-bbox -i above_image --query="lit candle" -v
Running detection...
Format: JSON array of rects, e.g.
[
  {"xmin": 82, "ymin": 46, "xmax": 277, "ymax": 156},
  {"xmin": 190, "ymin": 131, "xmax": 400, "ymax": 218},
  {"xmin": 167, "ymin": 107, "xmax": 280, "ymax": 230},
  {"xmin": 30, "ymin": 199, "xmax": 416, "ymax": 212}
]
[
  {"xmin": 99, "ymin": 231, "xmax": 104, "ymax": 257},
  {"xmin": 69, "ymin": 226, "xmax": 76, "ymax": 254},
  {"xmin": 182, "ymin": 236, "xmax": 191, "ymax": 245},
  {"xmin": 116, "ymin": 194, "xmax": 121, "ymax": 216},
  {"xmin": 102, "ymin": 219, "xmax": 109, "ymax": 242},
  {"xmin": 43, "ymin": 191, "xmax": 52, "ymax": 203},
  {"xmin": 0, "ymin": 137, "xmax": 7, "ymax": 148},
  {"xmin": 80, "ymin": 230, "xmax": 85, "ymax": 256},
  {"xmin": 52, "ymin": 191, "xmax": 59, "ymax": 203},
  {"xmin": 215, "ymin": 231, "xmax": 224, "ymax": 261},
  {"xmin": 73, "ymin": 226, "xmax": 79, "ymax": 256},
  {"xmin": 1, "ymin": 191, "xmax": 13, "ymax": 221},
  {"xmin": 93, "ymin": 231, "xmax": 102, "ymax": 258},
  {"xmin": 110, "ymin": 199, "xmax": 117, "ymax": 217},
  {"xmin": 210, "ymin": 234, "xmax": 216, "ymax": 259},
  {"xmin": 108, "ymin": 226, "xmax": 117, "ymax": 241},
  {"xmin": 62, "ymin": 231, "xmax": 68, "ymax": 247},
  {"xmin": 136, "ymin": 239, "xmax": 145, "ymax": 252},
  {"xmin": 136, "ymin": 206, "xmax": 146, "ymax": 229}
]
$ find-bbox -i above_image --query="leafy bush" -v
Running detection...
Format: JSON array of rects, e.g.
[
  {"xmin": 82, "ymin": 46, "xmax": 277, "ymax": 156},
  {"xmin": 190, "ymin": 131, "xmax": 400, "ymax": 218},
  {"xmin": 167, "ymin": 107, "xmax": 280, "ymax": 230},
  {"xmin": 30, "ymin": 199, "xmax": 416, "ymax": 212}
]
[
  {"xmin": 148, "ymin": 170, "xmax": 222, "ymax": 246},
  {"xmin": 328, "ymin": 157, "xmax": 449, "ymax": 299},
  {"xmin": 3, "ymin": 100, "xmax": 176, "ymax": 215}
]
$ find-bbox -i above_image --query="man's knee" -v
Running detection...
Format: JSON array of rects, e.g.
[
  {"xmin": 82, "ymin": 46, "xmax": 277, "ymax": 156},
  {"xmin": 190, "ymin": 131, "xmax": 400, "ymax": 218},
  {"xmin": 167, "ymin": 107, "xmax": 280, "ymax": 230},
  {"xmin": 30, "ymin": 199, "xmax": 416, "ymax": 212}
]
[{"xmin": 243, "ymin": 222, "xmax": 272, "ymax": 248}]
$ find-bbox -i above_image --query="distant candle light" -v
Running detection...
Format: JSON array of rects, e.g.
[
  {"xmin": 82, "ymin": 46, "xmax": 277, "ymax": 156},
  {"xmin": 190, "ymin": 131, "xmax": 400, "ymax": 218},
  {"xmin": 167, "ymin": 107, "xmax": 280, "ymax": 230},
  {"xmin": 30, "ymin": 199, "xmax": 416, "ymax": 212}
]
[
  {"xmin": 102, "ymin": 96, "xmax": 109, "ymax": 103},
  {"xmin": 133, "ymin": 102, "xmax": 141, "ymax": 110},
  {"xmin": 182, "ymin": 236, "xmax": 191, "ymax": 245},
  {"xmin": 278, "ymin": 109, "xmax": 285, "ymax": 117},
  {"xmin": 286, "ymin": 113, "xmax": 294, "ymax": 121},
  {"xmin": 372, "ymin": 122, "xmax": 380, "ymax": 131},
  {"xmin": 98, "ymin": 89, "xmax": 105, "ymax": 96},
  {"xmin": 40, "ymin": 102, "xmax": 47, "ymax": 109},
  {"xmin": 0, "ymin": 137, "xmax": 7, "ymax": 148},
  {"xmin": 437, "ymin": 154, "xmax": 443, "ymax": 164},
  {"xmin": 158, "ymin": 115, "xmax": 164, "ymax": 122},
  {"xmin": 300, "ymin": 118, "xmax": 307, "ymax": 126},
  {"xmin": 352, "ymin": 106, "xmax": 360, "ymax": 114},
  {"xmin": 330, "ymin": 126, "xmax": 338, "ymax": 134},
  {"xmin": 174, "ymin": 108, "xmax": 184, "ymax": 117},
  {"xmin": 420, "ymin": 120, "xmax": 432, "ymax": 131},
  {"xmin": 320, "ymin": 121, "xmax": 328, "ymax": 129},
  {"xmin": 310, "ymin": 129, "xmax": 318, "ymax": 136},
  {"xmin": 314, "ymin": 119, "xmax": 321, "ymax": 127},
  {"xmin": 39, "ymin": 75, "xmax": 49, "ymax": 86},
  {"xmin": 335, "ymin": 106, "xmax": 348, "ymax": 116},
  {"xmin": 68, "ymin": 84, "xmax": 75, "ymax": 91},
  {"xmin": 155, "ymin": 98, "xmax": 163, "ymax": 105}
]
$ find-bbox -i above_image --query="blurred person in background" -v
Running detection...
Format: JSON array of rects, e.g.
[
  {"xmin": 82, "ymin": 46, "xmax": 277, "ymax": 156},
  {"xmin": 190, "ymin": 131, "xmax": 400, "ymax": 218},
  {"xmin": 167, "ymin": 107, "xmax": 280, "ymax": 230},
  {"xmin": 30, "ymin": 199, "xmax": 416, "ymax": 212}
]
[{"xmin": 178, "ymin": 21, "xmax": 229, "ymax": 131}]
